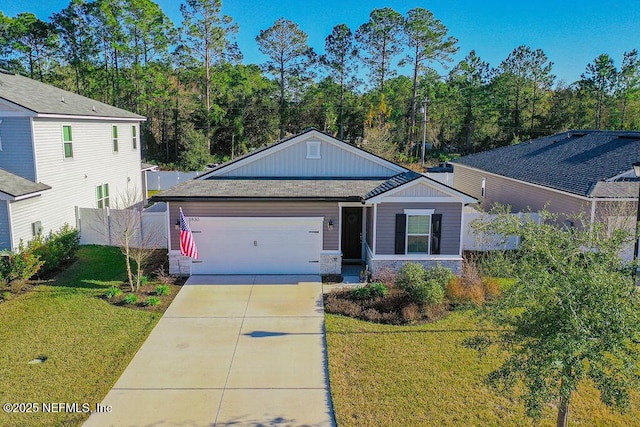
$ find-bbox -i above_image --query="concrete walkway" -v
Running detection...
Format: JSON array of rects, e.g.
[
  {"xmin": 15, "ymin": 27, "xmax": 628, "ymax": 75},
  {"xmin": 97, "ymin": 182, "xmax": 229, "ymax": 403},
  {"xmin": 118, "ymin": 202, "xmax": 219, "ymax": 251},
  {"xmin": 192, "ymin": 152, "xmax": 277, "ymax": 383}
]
[{"xmin": 84, "ymin": 275, "xmax": 335, "ymax": 427}]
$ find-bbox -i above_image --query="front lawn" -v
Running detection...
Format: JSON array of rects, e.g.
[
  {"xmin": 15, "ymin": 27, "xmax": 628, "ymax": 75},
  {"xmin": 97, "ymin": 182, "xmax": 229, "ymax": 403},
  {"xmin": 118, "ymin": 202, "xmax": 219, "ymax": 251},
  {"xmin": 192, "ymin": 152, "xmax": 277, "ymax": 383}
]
[
  {"xmin": 325, "ymin": 311, "xmax": 640, "ymax": 426},
  {"xmin": 0, "ymin": 246, "xmax": 177, "ymax": 427}
]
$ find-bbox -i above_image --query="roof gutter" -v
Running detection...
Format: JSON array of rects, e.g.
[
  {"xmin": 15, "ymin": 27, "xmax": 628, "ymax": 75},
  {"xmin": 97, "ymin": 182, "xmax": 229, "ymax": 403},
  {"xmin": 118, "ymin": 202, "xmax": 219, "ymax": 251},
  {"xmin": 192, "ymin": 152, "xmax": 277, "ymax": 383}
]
[{"xmin": 151, "ymin": 196, "xmax": 364, "ymax": 203}]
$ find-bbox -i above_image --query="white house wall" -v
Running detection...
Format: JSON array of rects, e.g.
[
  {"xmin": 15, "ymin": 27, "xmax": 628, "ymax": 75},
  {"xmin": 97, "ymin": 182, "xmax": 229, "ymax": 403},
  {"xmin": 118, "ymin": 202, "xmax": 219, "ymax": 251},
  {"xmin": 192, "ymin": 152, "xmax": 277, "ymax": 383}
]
[
  {"xmin": 0, "ymin": 117, "xmax": 36, "ymax": 180},
  {"xmin": 391, "ymin": 182, "xmax": 451, "ymax": 198},
  {"xmin": 28, "ymin": 118, "xmax": 142, "ymax": 241},
  {"xmin": 219, "ymin": 136, "xmax": 400, "ymax": 178},
  {"xmin": 7, "ymin": 196, "xmax": 42, "ymax": 249}
]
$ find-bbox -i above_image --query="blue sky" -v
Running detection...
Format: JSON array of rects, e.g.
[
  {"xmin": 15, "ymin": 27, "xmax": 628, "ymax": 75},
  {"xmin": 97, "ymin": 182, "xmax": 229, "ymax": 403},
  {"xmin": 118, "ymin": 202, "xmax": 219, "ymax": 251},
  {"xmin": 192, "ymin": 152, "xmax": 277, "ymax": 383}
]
[{"xmin": 3, "ymin": 0, "xmax": 639, "ymax": 85}]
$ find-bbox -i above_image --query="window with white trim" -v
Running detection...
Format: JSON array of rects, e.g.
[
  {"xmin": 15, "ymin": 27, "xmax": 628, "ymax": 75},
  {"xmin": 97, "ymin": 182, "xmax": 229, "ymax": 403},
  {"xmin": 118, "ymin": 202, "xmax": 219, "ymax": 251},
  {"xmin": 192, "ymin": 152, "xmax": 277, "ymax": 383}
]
[
  {"xmin": 112, "ymin": 126, "xmax": 118, "ymax": 152},
  {"xmin": 63, "ymin": 125, "xmax": 73, "ymax": 158},
  {"xmin": 306, "ymin": 140, "xmax": 321, "ymax": 159},
  {"xmin": 131, "ymin": 125, "xmax": 137, "ymax": 149},
  {"xmin": 405, "ymin": 209, "xmax": 434, "ymax": 254},
  {"xmin": 481, "ymin": 177, "xmax": 486, "ymax": 198},
  {"xmin": 96, "ymin": 183, "xmax": 110, "ymax": 208}
]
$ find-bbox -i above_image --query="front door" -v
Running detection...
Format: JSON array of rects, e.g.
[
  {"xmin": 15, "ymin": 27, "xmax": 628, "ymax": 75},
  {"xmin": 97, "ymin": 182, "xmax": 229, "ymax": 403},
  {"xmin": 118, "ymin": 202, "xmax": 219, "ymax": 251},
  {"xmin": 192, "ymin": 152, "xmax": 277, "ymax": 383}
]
[{"xmin": 341, "ymin": 207, "xmax": 363, "ymax": 262}]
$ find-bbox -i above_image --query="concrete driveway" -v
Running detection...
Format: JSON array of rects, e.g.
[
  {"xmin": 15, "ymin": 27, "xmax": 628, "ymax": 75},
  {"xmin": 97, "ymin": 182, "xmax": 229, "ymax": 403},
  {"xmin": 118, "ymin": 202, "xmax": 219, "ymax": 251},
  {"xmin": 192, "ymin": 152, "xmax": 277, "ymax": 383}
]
[{"xmin": 84, "ymin": 275, "xmax": 335, "ymax": 427}]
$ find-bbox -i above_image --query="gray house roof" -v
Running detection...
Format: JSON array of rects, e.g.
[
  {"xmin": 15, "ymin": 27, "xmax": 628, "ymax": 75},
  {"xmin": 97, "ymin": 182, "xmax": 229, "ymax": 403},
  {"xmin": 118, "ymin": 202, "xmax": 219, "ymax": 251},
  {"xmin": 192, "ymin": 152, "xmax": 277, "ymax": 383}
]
[
  {"xmin": 452, "ymin": 130, "xmax": 640, "ymax": 197},
  {"xmin": 0, "ymin": 168, "xmax": 51, "ymax": 198},
  {"xmin": 155, "ymin": 178, "xmax": 387, "ymax": 201},
  {"xmin": 0, "ymin": 69, "xmax": 145, "ymax": 120}
]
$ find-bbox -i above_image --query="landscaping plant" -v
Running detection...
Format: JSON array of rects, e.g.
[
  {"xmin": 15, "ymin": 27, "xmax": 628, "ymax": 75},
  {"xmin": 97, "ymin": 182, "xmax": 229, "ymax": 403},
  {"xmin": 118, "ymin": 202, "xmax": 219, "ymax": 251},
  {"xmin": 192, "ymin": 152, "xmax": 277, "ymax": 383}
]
[
  {"xmin": 467, "ymin": 207, "xmax": 640, "ymax": 427},
  {"xmin": 395, "ymin": 262, "xmax": 446, "ymax": 305}
]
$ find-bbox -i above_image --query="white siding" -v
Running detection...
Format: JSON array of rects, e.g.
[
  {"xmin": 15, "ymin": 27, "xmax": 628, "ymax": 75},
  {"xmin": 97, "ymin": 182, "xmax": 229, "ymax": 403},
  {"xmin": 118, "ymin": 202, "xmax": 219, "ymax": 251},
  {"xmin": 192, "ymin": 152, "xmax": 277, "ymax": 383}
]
[
  {"xmin": 219, "ymin": 135, "xmax": 401, "ymax": 178},
  {"xmin": 28, "ymin": 118, "xmax": 142, "ymax": 240},
  {"xmin": 8, "ymin": 196, "xmax": 43, "ymax": 249}
]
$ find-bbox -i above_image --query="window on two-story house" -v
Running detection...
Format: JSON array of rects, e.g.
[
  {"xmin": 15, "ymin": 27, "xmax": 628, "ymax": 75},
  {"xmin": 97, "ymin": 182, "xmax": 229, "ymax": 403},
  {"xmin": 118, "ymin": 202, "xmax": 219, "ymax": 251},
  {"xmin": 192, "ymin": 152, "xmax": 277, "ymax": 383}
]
[
  {"xmin": 96, "ymin": 184, "xmax": 110, "ymax": 208},
  {"xmin": 112, "ymin": 126, "xmax": 119, "ymax": 152},
  {"xmin": 63, "ymin": 125, "xmax": 73, "ymax": 158},
  {"xmin": 132, "ymin": 125, "xmax": 137, "ymax": 149}
]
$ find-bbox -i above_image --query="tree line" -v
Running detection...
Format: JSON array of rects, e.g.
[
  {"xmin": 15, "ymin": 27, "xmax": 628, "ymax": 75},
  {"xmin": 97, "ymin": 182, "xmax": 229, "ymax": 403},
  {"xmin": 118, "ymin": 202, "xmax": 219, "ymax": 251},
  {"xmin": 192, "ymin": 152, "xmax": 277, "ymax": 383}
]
[{"xmin": 1, "ymin": 0, "xmax": 638, "ymax": 169}]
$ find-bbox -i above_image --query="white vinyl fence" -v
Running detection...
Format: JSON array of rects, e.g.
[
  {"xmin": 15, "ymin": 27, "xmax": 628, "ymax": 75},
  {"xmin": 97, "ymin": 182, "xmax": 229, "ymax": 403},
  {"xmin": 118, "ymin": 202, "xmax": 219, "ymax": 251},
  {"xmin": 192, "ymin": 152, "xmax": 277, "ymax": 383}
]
[
  {"xmin": 463, "ymin": 207, "xmax": 542, "ymax": 251},
  {"xmin": 77, "ymin": 203, "xmax": 167, "ymax": 248}
]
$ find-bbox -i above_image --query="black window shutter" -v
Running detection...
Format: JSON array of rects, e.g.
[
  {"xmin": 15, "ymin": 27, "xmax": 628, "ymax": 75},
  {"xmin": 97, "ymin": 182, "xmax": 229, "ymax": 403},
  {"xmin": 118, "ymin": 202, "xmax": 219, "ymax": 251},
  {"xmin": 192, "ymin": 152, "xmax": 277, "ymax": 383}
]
[
  {"xmin": 431, "ymin": 214, "xmax": 442, "ymax": 254},
  {"xmin": 395, "ymin": 214, "xmax": 407, "ymax": 254}
]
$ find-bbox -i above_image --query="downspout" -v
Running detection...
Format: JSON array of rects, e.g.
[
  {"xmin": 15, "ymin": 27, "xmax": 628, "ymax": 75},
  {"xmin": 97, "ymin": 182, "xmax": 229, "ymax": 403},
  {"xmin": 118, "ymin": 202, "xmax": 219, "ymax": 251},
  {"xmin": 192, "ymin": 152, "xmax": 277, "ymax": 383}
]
[
  {"xmin": 29, "ymin": 117, "xmax": 39, "ymax": 182},
  {"xmin": 6, "ymin": 200, "xmax": 14, "ymax": 251},
  {"xmin": 589, "ymin": 198, "xmax": 596, "ymax": 232}
]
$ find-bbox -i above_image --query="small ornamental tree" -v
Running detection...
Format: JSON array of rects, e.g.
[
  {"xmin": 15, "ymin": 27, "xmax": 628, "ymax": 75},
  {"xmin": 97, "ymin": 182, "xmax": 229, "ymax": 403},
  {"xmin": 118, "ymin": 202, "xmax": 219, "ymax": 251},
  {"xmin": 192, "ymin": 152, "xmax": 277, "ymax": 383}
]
[{"xmin": 467, "ymin": 207, "xmax": 640, "ymax": 427}]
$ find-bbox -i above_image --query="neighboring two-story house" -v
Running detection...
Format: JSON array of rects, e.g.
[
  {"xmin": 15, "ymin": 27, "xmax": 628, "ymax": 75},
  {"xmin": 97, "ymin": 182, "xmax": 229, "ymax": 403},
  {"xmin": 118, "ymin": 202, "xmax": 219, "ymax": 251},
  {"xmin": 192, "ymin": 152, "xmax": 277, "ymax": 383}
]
[{"xmin": 0, "ymin": 69, "xmax": 146, "ymax": 251}]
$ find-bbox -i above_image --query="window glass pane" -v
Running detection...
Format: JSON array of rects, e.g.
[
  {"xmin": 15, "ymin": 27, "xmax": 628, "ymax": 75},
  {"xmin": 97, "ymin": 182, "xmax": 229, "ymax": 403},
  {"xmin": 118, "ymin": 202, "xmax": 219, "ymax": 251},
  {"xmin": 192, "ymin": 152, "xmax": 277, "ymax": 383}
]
[
  {"xmin": 132, "ymin": 126, "xmax": 136, "ymax": 137},
  {"xmin": 64, "ymin": 142, "xmax": 73, "ymax": 158},
  {"xmin": 96, "ymin": 186, "xmax": 103, "ymax": 199},
  {"xmin": 408, "ymin": 215, "xmax": 430, "ymax": 234},
  {"xmin": 112, "ymin": 126, "xmax": 118, "ymax": 138},
  {"xmin": 97, "ymin": 200, "xmax": 103, "ymax": 208},
  {"xmin": 104, "ymin": 184, "xmax": 109, "ymax": 197},
  {"xmin": 63, "ymin": 126, "xmax": 72, "ymax": 141},
  {"xmin": 407, "ymin": 236, "xmax": 429, "ymax": 253}
]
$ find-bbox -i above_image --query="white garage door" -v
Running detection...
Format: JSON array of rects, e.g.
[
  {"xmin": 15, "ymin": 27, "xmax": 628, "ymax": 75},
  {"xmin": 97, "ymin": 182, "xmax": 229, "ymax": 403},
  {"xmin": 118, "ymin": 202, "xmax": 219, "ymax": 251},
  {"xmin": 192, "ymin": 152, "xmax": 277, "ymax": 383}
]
[{"xmin": 188, "ymin": 217, "xmax": 323, "ymax": 274}]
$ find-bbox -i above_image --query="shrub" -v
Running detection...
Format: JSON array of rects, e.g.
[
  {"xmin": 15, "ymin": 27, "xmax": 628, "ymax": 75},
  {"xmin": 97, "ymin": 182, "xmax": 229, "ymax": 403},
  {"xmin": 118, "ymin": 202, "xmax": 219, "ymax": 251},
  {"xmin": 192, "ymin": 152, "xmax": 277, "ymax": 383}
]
[
  {"xmin": 482, "ymin": 278, "xmax": 501, "ymax": 300},
  {"xmin": 324, "ymin": 292, "xmax": 363, "ymax": 317},
  {"xmin": 154, "ymin": 266, "xmax": 176, "ymax": 285},
  {"xmin": 136, "ymin": 275, "xmax": 149, "ymax": 286},
  {"xmin": 368, "ymin": 282, "xmax": 389, "ymax": 298},
  {"xmin": 0, "ymin": 241, "xmax": 44, "ymax": 284},
  {"xmin": 143, "ymin": 296, "xmax": 161, "ymax": 306},
  {"xmin": 396, "ymin": 263, "xmax": 445, "ymax": 305},
  {"xmin": 373, "ymin": 267, "xmax": 397, "ymax": 288},
  {"xmin": 401, "ymin": 303, "xmax": 421, "ymax": 323},
  {"xmin": 104, "ymin": 286, "xmax": 123, "ymax": 300},
  {"xmin": 155, "ymin": 284, "xmax": 170, "ymax": 296},
  {"xmin": 1, "ymin": 291, "xmax": 11, "ymax": 301},
  {"xmin": 350, "ymin": 282, "xmax": 389, "ymax": 300},
  {"xmin": 30, "ymin": 225, "xmax": 80, "ymax": 277},
  {"xmin": 362, "ymin": 308, "xmax": 382, "ymax": 322},
  {"xmin": 123, "ymin": 293, "xmax": 138, "ymax": 305}
]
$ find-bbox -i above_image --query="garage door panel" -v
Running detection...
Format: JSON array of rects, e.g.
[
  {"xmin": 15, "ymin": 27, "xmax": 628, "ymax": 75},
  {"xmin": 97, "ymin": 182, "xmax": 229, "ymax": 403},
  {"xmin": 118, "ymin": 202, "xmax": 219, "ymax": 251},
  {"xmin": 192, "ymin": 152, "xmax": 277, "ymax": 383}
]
[{"xmin": 189, "ymin": 217, "xmax": 323, "ymax": 274}]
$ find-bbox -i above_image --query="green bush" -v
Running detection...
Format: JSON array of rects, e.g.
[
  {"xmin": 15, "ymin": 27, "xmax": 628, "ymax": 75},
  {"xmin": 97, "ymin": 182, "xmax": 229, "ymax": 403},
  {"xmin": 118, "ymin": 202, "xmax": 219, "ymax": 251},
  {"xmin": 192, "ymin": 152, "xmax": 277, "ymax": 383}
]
[
  {"xmin": 155, "ymin": 284, "xmax": 170, "ymax": 296},
  {"xmin": 143, "ymin": 296, "xmax": 160, "ymax": 306},
  {"xmin": 123, "ymin": 293, "xmax": 138, "ymax": 305},
  {"xmin": 29, "ymin": 225, "xmax": 80, "ymax": 277},
  {"xmin": 350, "ymin": 282, "xmax": 388, "ymax": 300},
  {"xmin": 396, "ymin": 263, "xmax": 445, "ymax": 305},
  {"xmin": 0, "ymin": 241, "xmax": 44, "ymax": 284},
  {"xmin": 367, "ymin": 282, "xmax": 389, "ymax": 298},
  {"xmin": 1, "ymin": 291, "xmax": 11, "ymax": 301},
  {"xmin": 104, "ymin": 286, "xmax": 123, "ymax": 300},
  {"xmin": 135, "ymin": 275, "xmax": 149, "ymax": 286}
]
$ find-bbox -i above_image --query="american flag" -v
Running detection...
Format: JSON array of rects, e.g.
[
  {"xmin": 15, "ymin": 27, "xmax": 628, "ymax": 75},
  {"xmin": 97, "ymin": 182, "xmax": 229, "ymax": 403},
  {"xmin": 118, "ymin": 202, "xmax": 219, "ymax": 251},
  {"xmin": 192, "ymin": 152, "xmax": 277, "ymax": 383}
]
[{"xmin": 179, "ymin": 208, "xmax": 199, "ymax": 260}]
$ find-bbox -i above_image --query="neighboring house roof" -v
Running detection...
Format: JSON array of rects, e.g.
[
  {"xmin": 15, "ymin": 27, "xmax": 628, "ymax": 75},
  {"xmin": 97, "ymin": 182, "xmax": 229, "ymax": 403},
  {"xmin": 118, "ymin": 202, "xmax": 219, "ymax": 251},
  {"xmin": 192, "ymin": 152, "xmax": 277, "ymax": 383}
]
[
  {"xmin": 0, "ymin": 69, "xmax": 145, "ymax": 120},
  {"xmin": 141, "ymin": 162, "xmax": 159, "ymax": 171},
  {"xmin": 0, "ymin": 168, "xmax": 51, "ymax": 199},
  {"xmin": 452, "ymin": 130, "xmax": 640, "ymax": 197}
]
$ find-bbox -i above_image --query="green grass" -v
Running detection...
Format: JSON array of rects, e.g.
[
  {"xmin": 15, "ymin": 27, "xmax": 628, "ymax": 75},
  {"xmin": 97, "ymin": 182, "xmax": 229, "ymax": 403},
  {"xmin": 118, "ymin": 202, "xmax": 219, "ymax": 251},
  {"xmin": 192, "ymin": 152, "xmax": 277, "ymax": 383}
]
[
  {"xmin": 0, "ymin": 246, "xmax": 162, "ymax": 426},
  {"xmin": 326, "ymin": 311, "xmax": 640, "ymax": 427}
]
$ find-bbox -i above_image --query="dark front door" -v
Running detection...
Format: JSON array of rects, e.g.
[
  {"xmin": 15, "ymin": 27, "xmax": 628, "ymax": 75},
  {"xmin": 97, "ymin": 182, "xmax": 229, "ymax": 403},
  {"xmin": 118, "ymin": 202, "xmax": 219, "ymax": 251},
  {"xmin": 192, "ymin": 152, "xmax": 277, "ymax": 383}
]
[{"xmin": 341, "ymin": 207, "xmax": 363, "ymax": 262}]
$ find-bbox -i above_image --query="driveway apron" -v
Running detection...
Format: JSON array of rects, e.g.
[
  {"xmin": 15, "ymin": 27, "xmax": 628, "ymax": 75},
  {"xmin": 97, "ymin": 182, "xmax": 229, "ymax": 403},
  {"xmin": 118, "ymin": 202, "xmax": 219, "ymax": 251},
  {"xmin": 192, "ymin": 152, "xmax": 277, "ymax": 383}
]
[{"xmin": 84, "ymin": 275, "xmax": 335, "ymax": 427}]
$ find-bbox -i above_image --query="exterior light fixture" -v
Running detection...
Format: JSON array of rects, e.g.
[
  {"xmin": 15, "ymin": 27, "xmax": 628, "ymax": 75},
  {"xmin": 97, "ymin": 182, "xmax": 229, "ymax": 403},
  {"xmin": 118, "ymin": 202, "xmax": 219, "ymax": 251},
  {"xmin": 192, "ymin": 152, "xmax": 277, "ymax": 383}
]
[{"xmin": 328, "ymin": 219, "xmax": 334, "ymax": 231}]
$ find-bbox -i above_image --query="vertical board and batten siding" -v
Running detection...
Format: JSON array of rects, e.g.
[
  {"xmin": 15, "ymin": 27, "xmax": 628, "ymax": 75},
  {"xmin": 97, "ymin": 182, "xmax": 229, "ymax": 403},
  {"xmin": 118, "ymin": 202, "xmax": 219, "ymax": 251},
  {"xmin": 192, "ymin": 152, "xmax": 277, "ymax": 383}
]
[
  {"xmin": 0, "ymin": 201, "xmax": 10, "ymax": 250},
  {"xmin": 169, "ymin": 201, "xmax": 339, "ymax": 252},
  {"xmin": 219, "ymin": 138, "xmax": 399, "ymax": 178},
  {"xmin": 11, "ymin": 118, "xmax": 143, "ymax": 245},
  {"xmin": 375, "ymin": 202, "xmax": 462, "ymax": 255},
  {"xmin": 453, "ymin": 164, "xmax": 590, "ymax": 219},
  {"xmin": 0, "ymin": 117, "xmax": 36, "ymax": 180}
]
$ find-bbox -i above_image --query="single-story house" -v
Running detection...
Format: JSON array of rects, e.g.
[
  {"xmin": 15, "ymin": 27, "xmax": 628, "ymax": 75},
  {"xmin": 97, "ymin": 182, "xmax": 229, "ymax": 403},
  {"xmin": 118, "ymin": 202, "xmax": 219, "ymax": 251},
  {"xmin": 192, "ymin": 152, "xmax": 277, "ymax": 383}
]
[
  {"xmin": 154, "ymin": 129, "xmax": 476, "ymax": 276},
  {"xmin": 451, "ymin": 130, "xmax": 640, "ymax": 226}
]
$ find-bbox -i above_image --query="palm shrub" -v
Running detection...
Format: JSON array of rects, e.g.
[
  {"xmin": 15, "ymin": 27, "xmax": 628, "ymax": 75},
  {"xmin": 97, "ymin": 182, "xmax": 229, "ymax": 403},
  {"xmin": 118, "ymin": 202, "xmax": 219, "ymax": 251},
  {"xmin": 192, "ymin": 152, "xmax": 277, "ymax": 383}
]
[{"xmin": 396, "ymin": 263, "xmax": 445, "ymax": 305}]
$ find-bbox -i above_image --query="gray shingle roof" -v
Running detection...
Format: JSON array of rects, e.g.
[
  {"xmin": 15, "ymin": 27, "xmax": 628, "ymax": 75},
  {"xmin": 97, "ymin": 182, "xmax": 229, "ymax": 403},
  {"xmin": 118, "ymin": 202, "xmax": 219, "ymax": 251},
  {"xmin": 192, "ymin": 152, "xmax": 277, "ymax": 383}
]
[
  {"xmin": 364, "ymin": 171, "xmax": 422, "ymax": 199},
  {"xmin": 0, "ymin": 168, "xmax": 51, "ymax": 197},
  {"xmin": 155, "ymin": 178, "xmax": 387, "ymax": 200},
  {"xmin": 452, "ymin": 130, "xmax": 640, "ymax": 197},
  {"xmin": 0, "ymin": 69, "xmax": 145, "ymax": 119}
]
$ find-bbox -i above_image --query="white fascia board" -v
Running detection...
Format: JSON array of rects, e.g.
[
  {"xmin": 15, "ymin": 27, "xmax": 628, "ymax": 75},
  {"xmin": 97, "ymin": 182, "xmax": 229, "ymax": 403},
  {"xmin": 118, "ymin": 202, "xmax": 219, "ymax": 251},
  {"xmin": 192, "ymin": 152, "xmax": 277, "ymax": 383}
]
[
  {"xmin": 199, "ymin": 129, "xmax": 407, "ymax": 179},
  {"xmin": 35, "ymin": 114, "xmax": 146, "ymax": 122},
  {"xmin": 365, "ymin": 176, "xmax": 476, "ymax": 204},
  {"xmin": 0, "ymin": 191, "xmax": 46, "ymax": 201}
]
